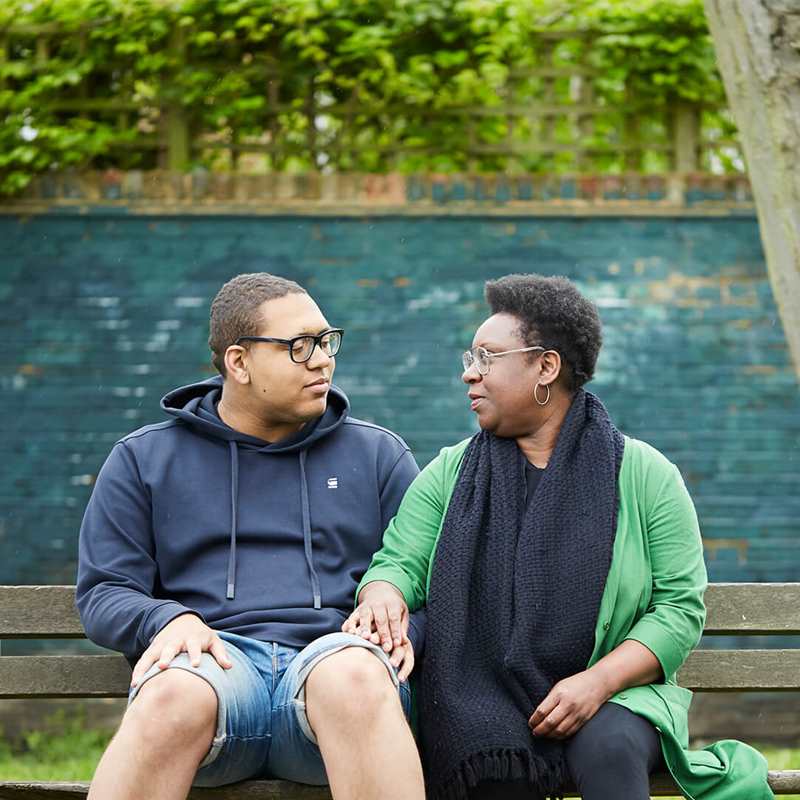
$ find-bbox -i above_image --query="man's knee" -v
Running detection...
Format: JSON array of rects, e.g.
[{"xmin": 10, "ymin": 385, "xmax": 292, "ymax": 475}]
[
  {"xmin": 306, "ymin": 647, "xmax": 397, "ymax": 725},
  {"xmin": 125, "ymin": 668, "xmax": 218, "ymax": 749}
]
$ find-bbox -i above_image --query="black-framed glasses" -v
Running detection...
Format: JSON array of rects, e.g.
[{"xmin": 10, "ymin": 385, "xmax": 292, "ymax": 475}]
[
  {"xmin": 462, "ymin": 345, "xmax": 545, "ymax": 376},
  {"xmin": 235, "ymin": 328, "xmax": 344, "ymax": 364}
]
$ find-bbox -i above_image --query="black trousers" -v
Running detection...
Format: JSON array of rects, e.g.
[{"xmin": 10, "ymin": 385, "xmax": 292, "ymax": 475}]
[{"xmin": 466, "ymin": 702, "xmax": 662, "ymax": 800}]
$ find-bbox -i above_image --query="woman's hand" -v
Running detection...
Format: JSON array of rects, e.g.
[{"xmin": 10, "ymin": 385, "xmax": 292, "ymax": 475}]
[
  {"xmin": 529, "ymin": 640, "xmax": 663, "ymax": 739},
  {"xmin": 528, "ymin": 669, "xmax": 611, "ymax": 739},
  {"xmin": 388, "ymin": 638, "xmax": 415, "ymax": 682},
  {"xmin": 342, "ymin": 580, "xmax": 409, "ymax": 653}
]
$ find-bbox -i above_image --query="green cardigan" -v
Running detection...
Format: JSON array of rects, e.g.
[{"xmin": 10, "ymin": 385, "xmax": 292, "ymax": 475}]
[{"xmin": 359, "ymin": 435, "xmax": 772, "ymax": 800}]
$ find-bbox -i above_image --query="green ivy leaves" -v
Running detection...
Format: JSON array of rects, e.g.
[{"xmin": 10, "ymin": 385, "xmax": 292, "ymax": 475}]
[{"xmin": 0, "ymin": 0, "xmax": 730, "ymax": 196}]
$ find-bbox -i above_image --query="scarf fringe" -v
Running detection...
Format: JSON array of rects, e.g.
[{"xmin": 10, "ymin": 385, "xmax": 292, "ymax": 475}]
[{"xmin": 428, "ymin": 747, "xmax": 569, "ymax": 800}]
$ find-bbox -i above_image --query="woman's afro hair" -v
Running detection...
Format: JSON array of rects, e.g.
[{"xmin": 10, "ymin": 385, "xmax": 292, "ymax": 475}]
[{"xmin": 484, "ymin": 273, "xmax": 602, "ymax": 390}]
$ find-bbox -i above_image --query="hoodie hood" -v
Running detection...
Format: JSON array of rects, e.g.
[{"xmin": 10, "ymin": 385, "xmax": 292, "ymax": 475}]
[
  {"xmin": 160, "ymin": 375, "xmax": 350, "ymax": 602},
  {"xmin": 160, "ymin": 375, "xmax": 350, "ymax": 452}
]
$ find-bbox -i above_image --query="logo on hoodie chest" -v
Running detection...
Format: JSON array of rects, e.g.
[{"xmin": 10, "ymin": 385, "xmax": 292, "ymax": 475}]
[{"xmin": 327, "ymin": 477, "xmax": 339, "ymax": 489}]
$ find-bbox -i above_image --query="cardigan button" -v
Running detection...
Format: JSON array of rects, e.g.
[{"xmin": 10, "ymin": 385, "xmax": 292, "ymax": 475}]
[{"xmin": 602, "ymin": 621, "xmax": 610, "ymax": 630}]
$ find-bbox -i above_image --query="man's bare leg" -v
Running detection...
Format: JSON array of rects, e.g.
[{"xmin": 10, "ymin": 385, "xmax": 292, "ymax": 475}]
[
  {"xmin": 88, "ymin": 669, "xmax": 217, "ymax": 800},
  {"xmin": 305, "ymin": 648, "xmax": 425, "ymax": 800}
]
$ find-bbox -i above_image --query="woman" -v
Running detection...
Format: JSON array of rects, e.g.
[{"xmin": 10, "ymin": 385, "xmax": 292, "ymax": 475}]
[{"xmin": 344, "ymin": 274, "xmax": 771, "ymax": 800}]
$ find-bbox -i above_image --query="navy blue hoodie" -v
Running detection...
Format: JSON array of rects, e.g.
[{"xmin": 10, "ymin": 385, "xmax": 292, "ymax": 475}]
[{"xmin": 76, "ymin": 377, "xmax": 421, "ymax": 660}]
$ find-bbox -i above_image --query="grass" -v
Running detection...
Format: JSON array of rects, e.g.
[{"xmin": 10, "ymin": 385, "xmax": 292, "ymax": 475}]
[
  {"xmin": 0, "ymin": 715, "xmax": 797, "ymax": 797},
  {"xmin": 0, "ymin": 711, "xmax": 113, "ymax": 782}
]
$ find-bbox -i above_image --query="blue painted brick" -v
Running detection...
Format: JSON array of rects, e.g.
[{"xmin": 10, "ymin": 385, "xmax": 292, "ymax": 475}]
[{"xmin": 1, "ymin": 211, "xmax": 798, "ymax": 584}]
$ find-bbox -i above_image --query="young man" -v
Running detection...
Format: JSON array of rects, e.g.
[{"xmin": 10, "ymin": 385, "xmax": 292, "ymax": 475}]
[{"xmin": 77, "ymin": 273, "xmax": 425, "ymax": 800}]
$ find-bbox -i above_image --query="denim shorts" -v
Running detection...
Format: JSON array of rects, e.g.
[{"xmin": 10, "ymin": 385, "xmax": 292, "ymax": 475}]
[{"xmin": 128, "ymin": 630, "xmax": 412, "ymax": 787}]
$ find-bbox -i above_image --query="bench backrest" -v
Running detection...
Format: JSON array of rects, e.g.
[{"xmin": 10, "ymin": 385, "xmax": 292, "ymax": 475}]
[{"xmin": 1, "ymin": 584, "xmax": 800, "ymax": 698}]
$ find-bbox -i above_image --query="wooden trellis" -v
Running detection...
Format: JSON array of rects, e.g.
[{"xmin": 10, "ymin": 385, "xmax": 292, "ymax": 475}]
[{"xmin": 1, "ymin": 24, "xmax": 743, "ymax": 176}]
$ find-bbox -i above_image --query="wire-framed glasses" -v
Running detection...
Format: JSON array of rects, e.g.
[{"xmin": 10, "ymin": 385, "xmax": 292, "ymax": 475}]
[{"xmin": 462, "ymin": 345, "xmax": 545, "ymax": 375}]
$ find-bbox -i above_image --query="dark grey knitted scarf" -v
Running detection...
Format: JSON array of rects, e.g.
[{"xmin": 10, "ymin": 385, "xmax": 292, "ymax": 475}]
[{"xmin": 420, "ymin": 390, "xmax": 625, "ymax": 800}]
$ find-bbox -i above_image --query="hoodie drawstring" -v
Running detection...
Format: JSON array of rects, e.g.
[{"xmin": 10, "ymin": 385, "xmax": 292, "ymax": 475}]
[
  {"xmin": 225, "ymin": 442, "xmax": 321, "ymax": 609},
  {"xmin": 226, "ymin": 441, "xmax": 239, "ymax": 600},
  {"xmin": 299, "ymin": 450, "xmax": 322, "ymax": 609}
]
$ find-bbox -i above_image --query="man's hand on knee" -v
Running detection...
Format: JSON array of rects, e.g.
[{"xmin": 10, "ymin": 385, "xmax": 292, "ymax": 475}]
[{"xmin": 131, "ymin": 613, "xmax": 232, "ymax": 687}]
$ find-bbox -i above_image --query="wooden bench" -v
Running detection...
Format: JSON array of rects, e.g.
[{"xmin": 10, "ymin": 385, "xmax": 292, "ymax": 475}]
[{"xmin": 1, "ymin": 584, "xmax": 799, "ymax": 798}]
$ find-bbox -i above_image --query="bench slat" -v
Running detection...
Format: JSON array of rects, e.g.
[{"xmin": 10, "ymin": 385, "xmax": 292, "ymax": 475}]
[
  {"xmin": 0, "ymin": 783, "xmax": 330, "ymax": 799},
  {"xmin": 704, "ymin": 583, "xmax": 800, "ymax": 634},
  {"xmin": 0, "ymin": 586, "xmax": 83, "ymax": 638},
  {"xmin": 2, "ymin": 583, "xmax": 800, "ymax": 638},
  {"xmin": 678, "ymin": 649, "xmax": 800, "ymax": 691},
  {"xmin": 3, "ymin": 649, "xmax": 800, "ymax": 698},
  {"xmin": 769, "ymin": 770, "xmax": 800, "ymax": 793},
  {"xmin": 1, "ymin": 772, "xmax": 798, "ymax": 797},
  {"xmin": 0, "ymin": 656, "xmax": 131, "ymax": 699}
]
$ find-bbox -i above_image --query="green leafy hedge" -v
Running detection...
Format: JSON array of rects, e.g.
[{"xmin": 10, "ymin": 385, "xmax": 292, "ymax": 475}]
[{"xmin": 0, "ymin": 0, "xmax": 733, "ymax": 196}]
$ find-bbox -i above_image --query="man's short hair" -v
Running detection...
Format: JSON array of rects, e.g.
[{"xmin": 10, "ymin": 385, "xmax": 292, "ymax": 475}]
[{"xmin": 209, "ymin": 273, "xmax": 307, "ymax": 376}]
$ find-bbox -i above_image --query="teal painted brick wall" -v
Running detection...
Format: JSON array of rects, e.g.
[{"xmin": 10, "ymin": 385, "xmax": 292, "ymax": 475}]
[{"xmin": 1, "ymin": 213, "xmax": 798, "ymax": 585}]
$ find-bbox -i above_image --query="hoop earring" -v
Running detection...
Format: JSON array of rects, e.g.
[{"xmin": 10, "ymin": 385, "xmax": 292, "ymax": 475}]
[{"xmin": 534, "ymin": 382, "xmax": 550, "ymax": 406}]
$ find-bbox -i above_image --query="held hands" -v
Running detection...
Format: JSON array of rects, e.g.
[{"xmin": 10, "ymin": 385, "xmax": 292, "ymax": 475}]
[
  {"xmin": 342, "ymin": 581, "xmax": 415, "ymax": 681},
  {"xmin": 528, "ymin": 669, "xmax": 611, "ymax": 739},
  {"xmin": 343, "ymin": 581, "xmax": 409, "ymax": 649},
  {"xmin": 130, "ymin": 613, "xmax": 232, "ymax": 687}
]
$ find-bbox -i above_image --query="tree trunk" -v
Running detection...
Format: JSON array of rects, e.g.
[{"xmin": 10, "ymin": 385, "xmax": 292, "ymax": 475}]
[{"xmin": 704, "ymin": 0, "xmax": 800, "ymax": 377}]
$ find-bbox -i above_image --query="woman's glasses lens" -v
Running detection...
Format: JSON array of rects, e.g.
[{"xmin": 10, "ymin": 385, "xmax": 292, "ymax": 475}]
[{"xmin": 462, "ymin": 347, "xmax": 489, "ymax": 375}]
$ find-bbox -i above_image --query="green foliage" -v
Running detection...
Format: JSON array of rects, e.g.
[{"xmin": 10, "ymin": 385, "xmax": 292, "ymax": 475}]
[
  {"xmin": 0, "ymin": 710, "xmax": 113, "ymax": 781},
  {"xmin": 0, "ymin": 0, "xmax": 731, "ymax": 196}
]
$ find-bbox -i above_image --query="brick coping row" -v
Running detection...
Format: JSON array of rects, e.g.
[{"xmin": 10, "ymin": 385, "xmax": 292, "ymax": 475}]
[{"xmin": 1, "ymin": 170, "xmax": 755, "ymax": 213}]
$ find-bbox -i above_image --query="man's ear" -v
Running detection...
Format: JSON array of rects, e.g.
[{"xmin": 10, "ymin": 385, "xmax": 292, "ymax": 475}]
[{"xmin": 224, "ymin": 345, "xmax": 251, "ymax": 385}]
